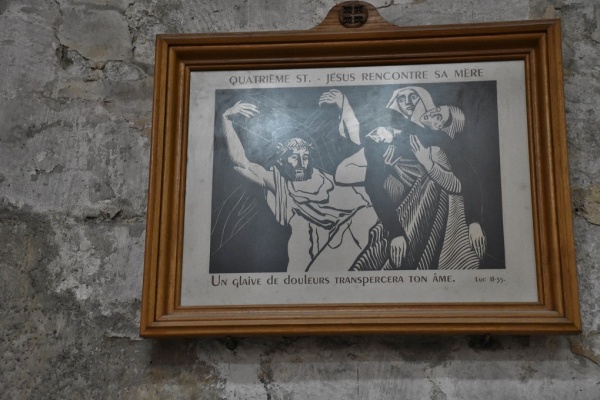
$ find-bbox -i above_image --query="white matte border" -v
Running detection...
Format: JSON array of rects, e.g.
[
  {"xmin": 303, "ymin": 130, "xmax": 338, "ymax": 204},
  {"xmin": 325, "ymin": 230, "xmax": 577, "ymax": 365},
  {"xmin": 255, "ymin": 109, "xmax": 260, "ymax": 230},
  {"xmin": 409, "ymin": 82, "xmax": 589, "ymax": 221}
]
[{"xmin": 181, "ymin": 61, "xmax": 537, "ymax": 306}]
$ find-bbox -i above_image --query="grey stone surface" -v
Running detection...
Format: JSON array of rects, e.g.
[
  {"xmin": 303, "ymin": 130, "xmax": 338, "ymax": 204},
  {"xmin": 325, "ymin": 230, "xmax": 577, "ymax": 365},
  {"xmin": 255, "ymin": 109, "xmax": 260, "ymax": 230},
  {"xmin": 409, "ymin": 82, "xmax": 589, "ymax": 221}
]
[{"xmin": 1, "ymin": 0, "xmax": 600, "ymax": 399}]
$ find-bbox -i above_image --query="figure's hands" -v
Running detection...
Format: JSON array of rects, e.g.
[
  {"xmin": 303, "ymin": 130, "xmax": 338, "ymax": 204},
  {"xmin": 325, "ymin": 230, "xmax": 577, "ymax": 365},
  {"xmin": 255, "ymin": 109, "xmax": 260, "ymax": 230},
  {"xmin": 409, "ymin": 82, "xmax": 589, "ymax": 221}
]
[
  {"xmin": 319, "ymin": 89, "xmax": 344, "ymax": 108},
  {"xmin": 223, "ymin": 101, "xmax": 259, "ymax": 118},
  {"xmin": 389, "ymin": 236, "xmax": 407, "ymax": 268},
  {"xmin": 410, "ymin": 135, "xmax": 434, "ymax": 171},
  {"xmin": 367, "ymin": 127, "xmax": 394, "ymax": 144},
  {"xmin": 383, "ymin": 145, "xmax": 400, "ymax": 166},
  {"xmin": 468, "ymin": 222, "xmax": 486, "ymax": 259}
]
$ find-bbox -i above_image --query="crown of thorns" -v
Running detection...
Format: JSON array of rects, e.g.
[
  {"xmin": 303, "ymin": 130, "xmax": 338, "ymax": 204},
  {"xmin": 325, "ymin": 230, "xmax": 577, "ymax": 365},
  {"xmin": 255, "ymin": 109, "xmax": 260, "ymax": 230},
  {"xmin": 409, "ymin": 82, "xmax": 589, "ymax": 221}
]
[{"xmin": 276, "ymin": 138, "xmax": 315, "ymax": 157}]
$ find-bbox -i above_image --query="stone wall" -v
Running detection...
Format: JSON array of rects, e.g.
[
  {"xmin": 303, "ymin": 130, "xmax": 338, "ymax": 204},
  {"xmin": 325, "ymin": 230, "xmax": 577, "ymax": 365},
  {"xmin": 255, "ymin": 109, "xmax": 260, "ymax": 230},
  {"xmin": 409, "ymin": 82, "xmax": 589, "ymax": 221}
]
[{"xmin": 1, "ymin": 0, "xmax": 599, "ymax": 398}]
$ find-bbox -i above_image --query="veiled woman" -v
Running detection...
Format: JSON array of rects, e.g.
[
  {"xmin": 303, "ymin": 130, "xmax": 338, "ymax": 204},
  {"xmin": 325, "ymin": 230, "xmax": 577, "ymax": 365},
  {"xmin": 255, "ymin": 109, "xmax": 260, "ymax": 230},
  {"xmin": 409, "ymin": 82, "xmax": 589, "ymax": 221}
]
[{"xmin": 321, "ymin": 87, "xmax": 481, "ymax": 270}]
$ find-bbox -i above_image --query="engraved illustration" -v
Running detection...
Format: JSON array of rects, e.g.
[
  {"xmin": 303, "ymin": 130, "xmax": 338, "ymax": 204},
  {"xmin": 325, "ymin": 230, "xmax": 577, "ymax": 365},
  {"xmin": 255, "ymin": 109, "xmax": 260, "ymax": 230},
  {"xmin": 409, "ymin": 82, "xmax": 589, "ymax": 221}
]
[{"xmin": 208, "ymin": 82, "xmax": 504, "ymax": 274}]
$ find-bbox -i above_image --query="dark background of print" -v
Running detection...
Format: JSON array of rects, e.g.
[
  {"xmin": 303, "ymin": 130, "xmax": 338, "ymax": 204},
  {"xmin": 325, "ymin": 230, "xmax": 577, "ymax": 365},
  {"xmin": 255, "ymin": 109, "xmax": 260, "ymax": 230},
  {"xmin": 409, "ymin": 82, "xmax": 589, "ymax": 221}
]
[{"xmin": 206, "ymin": 81, "xmax": 505, "ymax": 273}]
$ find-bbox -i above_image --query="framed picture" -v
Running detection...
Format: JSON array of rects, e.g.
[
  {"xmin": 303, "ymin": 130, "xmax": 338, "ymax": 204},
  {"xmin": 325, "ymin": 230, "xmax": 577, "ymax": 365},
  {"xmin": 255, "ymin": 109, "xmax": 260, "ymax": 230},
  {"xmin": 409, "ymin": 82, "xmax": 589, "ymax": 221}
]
[{"xmin": 140, "ymin": 2, "xmax": 580, "ymax": 337}]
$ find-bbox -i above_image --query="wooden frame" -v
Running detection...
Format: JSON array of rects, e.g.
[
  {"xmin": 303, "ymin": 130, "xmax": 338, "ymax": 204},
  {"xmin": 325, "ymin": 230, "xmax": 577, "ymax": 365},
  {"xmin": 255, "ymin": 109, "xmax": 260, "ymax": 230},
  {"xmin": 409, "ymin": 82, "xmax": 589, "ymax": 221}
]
[{"xmin": 140, "ymin": 2, "xmax": 580, "ymax": 337}]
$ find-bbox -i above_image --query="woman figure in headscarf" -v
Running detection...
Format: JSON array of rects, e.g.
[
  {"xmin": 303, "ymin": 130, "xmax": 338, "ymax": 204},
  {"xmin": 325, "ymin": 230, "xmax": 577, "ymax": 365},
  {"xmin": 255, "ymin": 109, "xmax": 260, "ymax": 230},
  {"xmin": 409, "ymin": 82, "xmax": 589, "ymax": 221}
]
[
  {"xmin": 323, "ymin": 86, "xmax": 443, "ymax": 184},
  {"xmin": 319, "ymin": 87, "xmax": 484, "ymax": 270}
]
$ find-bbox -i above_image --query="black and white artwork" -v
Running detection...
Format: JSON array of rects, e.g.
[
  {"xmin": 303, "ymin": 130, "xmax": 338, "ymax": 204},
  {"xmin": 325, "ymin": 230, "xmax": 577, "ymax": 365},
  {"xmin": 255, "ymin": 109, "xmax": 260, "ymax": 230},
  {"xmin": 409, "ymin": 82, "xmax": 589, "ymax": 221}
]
[
  {"xmin": 181, "ymin": 62, "xmax": 538, "ymax": 306},
  {"xmin": 209, "ymin": 82, "xmax": 504, "ymax": 274}
]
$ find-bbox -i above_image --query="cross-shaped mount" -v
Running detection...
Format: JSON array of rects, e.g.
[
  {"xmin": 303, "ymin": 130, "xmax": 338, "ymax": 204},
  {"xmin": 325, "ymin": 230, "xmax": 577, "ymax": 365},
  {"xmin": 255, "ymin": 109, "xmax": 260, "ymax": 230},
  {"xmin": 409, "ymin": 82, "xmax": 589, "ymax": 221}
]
[{"xmin": 339, "ymin": 3, "xmax": 369, "ymax": 28}]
